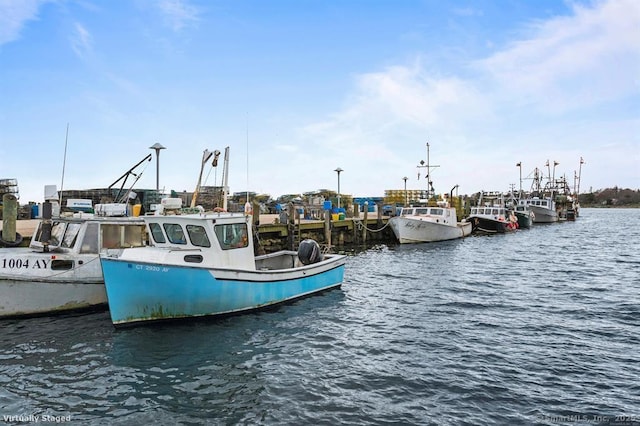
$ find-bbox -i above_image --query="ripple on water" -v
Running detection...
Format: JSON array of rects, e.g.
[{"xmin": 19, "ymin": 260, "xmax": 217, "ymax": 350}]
[{"xmin": 0, "ymin": 209, "xmax": 638, "ymax": 424}]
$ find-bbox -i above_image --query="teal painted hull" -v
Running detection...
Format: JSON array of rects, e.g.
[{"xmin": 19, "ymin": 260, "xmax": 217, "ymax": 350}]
[{"xmin": 101, "ymin": 258, "xmax": 345, "ymax": 326}]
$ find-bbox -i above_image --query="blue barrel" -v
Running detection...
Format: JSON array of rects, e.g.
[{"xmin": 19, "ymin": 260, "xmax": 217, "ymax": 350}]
[{"xmin": 31, "ymin": 204, "xmax": 39, "ymax": 218}]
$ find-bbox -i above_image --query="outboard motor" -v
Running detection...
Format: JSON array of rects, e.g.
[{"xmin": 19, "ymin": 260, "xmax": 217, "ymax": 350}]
[{"xmin": 297, "ymin": 239, "xmax": 323, "ymax": 265}]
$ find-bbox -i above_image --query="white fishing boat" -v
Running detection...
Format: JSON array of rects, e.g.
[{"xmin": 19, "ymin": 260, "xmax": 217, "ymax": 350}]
[
  {"xmin": 389, "ymin": 143, "xmax": 471, "ymax": 244},
  {"xmin": 389, "ymin": 202, "xmax": 472, "ymax": 243},
  {"xmin": 519, "ymin": 163, "xmax": 560, "ymax": 224},
  {"xmin": 0, "ymin": 153, "xmax": 157, "ymax": 318},
  {"xmin": 100, "ymin": 205, "xmax": 346, "ymax": 327},
  {"xmin": 0, "ymin": 200, "xmax": 147, "ymax": 318}
]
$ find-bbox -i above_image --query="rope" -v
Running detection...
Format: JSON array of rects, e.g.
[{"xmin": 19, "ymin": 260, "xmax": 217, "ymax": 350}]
[{"xmin": 353, "ymin": 218, "xmax": 391, "ymax": 233}]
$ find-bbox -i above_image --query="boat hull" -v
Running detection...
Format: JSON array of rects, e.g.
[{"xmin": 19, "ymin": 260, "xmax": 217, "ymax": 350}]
[
  {"xmin": 0, "ymin": 249, "xmax": 106, "ymax": 317},
  {"xmin": 514, "ymin": 211, "xmax": 533, "ymax": 229},
  {"xmin": 469, "ymin": 217, "xmax": 512, "ymax": 234},
  {"xmin": 0, "ymin": 279, "xmax": 106, "ymax": 317},
  {"xmin": 101, "ymin": 256, "xmax": 346, "ymax": 326},
  {"xmin": 389, "ymin": 217, "xmax": 471, "ymax": 244},
  {"xmin": 529, "ymin": 206, "xmax": 558, "ymax": 223}
]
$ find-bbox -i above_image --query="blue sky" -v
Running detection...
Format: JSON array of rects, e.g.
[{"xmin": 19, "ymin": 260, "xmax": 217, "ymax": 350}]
[{"xmin": 1, "ymin": 0, "xmax": 638, "ymax": 204}]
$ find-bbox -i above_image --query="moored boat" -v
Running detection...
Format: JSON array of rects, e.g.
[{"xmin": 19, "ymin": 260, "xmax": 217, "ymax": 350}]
[
  {"xmin": 513, "ymin": 202, "xmax": 534, "ymax": 228},
  {"xmin": 468, "ymin": 192, "xmax": 518, "ymax": 234},
  {"xmin": 389, "ymin": 203, "xmax": 472, "ymax": 243},
  {"xmin": 520, "ymin": 196, "xmax": 557, "ymax": 223},
  {"xmin": 100, "ymin": 206, "xmax": 346, "ymax": 327},
  {"xmin": 389, "ymin": 143, "xmax": 471, "ymax": 244},
  {"xmin": 0, "ymin": 200, "xmax": 147, "ymax": 318}
]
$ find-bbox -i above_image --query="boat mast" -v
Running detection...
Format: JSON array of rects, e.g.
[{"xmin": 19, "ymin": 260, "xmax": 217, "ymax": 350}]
[
  {"xmin": 516, "ymin": 162, "xmax": 522, "ymax": 198},
  {"xmin": 417, "ymin": 142, "xmax": 439, "ymax": 201},
  {"xmin": 544, "ymin": 159, "xmax": 555, "ymax": 200},
  {"xmin": 59, "ymin": 123, "xmax": 69, "ymax": 206},
  {"xmin": 222, "ymin": 146, "xmax": 230, "ymax": 211},
  {"xmin": 576, "ymin": 157, "xmax": 584, "ymax": 197}
]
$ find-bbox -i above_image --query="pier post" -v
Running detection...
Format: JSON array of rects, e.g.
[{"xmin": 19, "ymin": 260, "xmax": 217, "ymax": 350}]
[
  {"xmin": 1, "ymin": 194, "xmax": 18, "ymax": 243},
  {"xmin": 362, "ymin": 202, "xmax": 368, "ymax": 244},
  {"xmin": 352, "ymin": 204, "xmax": 359, "ymax": 244},
  {"xmin": 287, "ymin": 202, "xmax": 295, "ymax": 250},
  {"xmin": 324, "ymin": 210, "xmax": 331, "ymax": 248},
  {"xmin": 252, "ymin": 200, "xmax": 260, "ymax": 226}
]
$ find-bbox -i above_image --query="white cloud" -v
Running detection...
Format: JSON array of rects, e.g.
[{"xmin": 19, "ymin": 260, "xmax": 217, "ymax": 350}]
[
  {"xmin": 157, "ymin": 0, "xmax": 200, "ymax": 32},
  {"xmin": 0, "ymin": 0, "xmax": 49, "ymax": 45},
  {"xmin": 70, "ymin": 21, "xmax": 92, "ymax": 58},
  {"xmin": 284, "ymin": 0, "xmax": 639, "ymax": 197},
  {"xmin": 303, "ymin": 63, "xmax": 490, "ymax": 146},
  {"xmin": 477, "ymin": 0, "xmax": 640, "ymax": 113}
]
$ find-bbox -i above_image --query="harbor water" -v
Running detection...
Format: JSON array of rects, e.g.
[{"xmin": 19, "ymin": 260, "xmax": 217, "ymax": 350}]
[{"xmin": 1, "ymin": 208, "xmax": 639, "ymax": 425}]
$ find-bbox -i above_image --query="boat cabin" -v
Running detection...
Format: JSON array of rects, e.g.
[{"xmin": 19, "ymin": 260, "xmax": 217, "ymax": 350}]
[
  {"xmin": 469, "ymin": 206, "xmax": 506, "ymax": 221},
  {"xmin": 399, "ymin": 206, "xmax": 456, "ymax": 225},
  {"xmin": 134, "ymin": 213, "xmax": 258, "ymax": 270},
  {"xmin": 519, "ymin": 198, "xmax": 552, "ymax": 209},
  {"xmin": 30, "ymin": 216, "xmax": 148, "ymax": 254}
]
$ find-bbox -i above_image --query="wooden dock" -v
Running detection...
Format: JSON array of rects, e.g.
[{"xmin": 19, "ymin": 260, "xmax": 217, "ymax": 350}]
[{"xmin": 9, "ymin": 213, "xmax": 396, "ymax": 252}]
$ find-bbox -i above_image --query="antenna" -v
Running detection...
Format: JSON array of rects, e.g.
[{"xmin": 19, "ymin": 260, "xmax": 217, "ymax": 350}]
[
  {"xmin": 59, "ymin": 123, "xmax": 69, "ymax": 205},
  {"xmin": 222, "ymin": 146, "xmax": 230, "ymax": 211},
  {"xmin": 246, "ymin": 112, "xmax": 249, "ymax": 202},
  {"xmin": 416, "ymin": 142, "xmax": 439, "ymax": 199}
]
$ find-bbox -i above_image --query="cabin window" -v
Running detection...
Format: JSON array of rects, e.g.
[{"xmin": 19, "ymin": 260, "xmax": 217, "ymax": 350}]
[
  {"xmin": 102, "ymin": 225, "xmax": 120, "ymax": 249},
  {"xmin": 50, "ymin": 222, "xmax": 67, "ymax": 246},
  {"xmin": 81, "ymin": 223, "xmax": 99, "ymax": 253},
  {"xmin": 51, "ymin": 259, "xmax": 74, "ymax": 270},
  {"xmin": 101, "ymin": 224, "xmax": 147, "ymax": 249},
  {"xmin": 415, "ymin": 208, "xmax": 429, "ymax": 215},
  {"xmin": 187, "ymin": 225, "xmax": 210, "ymax": 247},
  {"xmin": 430, "ymin": 208, "xmax": 443, "ymax": 216},
  {"xmin": 215, "ymin": 223, "xmax": 249, "ymax": 250},
  {"xmin": 184, "ymin": 254, "xmax": 204, "ymax": 263},
  {"xmin": 149, "ymin": 223, "xmax": 166, "ymax": 243},
  {"xmin": 164, "ymin": 223, "xmax": 187, "ymax": 244},
  {"xmin": 33, "ymin": 223, "xmax": 43, "ymax": 242},
  {"xmin": 122, "ymin": 225, "xmax": 147, "ymax": 248},
  {"xmin": 61, "ymin": 223, "xmax": 81, "ymax": 248},
  {"xmin": 402, "ymin": 208, "xmax": 414, "ymax": 215}
]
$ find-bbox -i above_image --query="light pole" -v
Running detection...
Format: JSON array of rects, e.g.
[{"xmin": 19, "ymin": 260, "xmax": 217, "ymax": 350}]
[
  {"xmin": 149, "ymin": 142, "xmax": 166, "ymax": 192},
  {"xmin": 334, "ymin": 167, "xmax": 343, "ymax": 209},
  {"xmin": 403, "ymin": 176, "xmax": 408, "ymax": 206}
]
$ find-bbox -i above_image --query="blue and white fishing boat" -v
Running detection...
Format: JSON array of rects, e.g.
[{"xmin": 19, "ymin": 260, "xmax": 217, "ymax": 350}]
[{"xmin": 100, "ymin": 203, "xmax": 346, "ymax": 327}]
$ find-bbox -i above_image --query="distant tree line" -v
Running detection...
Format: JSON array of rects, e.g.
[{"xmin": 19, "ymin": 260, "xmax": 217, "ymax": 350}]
[{"xmin": 579, "ymin": 187, "xmax": 640, "ymax": 207}]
